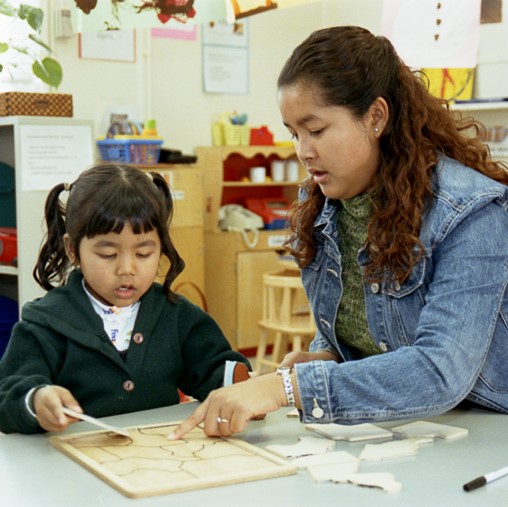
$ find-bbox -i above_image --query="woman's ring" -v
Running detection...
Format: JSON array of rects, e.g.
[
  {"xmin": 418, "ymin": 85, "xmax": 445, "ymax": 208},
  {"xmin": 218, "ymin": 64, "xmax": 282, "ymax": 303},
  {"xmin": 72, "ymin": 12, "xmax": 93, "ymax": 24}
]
[{"xmin": 217, "ymin": 417, "xmax": 230, "ymax": 424}]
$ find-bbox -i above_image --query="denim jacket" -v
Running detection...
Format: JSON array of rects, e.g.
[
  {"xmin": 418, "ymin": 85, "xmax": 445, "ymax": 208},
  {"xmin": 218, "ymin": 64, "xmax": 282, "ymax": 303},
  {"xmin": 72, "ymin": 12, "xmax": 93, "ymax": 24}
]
[{"xmin": 295, "ymin": 156, "xmax": 508, "ymax": 424}]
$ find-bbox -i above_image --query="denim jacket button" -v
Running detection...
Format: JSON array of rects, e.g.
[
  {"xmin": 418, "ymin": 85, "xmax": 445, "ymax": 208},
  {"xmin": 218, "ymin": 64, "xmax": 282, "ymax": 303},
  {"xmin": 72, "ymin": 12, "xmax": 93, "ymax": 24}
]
[
  {"xmin": 370, "ymin": 282, "xmax": 380, "ymax": 294},
  {"xmin": 379, "ymin": 341, "xmax": 388, "ymax": 352},
  {"xmin": 312, "ymin": 398, "xmax": 324, "ymax": 418}
]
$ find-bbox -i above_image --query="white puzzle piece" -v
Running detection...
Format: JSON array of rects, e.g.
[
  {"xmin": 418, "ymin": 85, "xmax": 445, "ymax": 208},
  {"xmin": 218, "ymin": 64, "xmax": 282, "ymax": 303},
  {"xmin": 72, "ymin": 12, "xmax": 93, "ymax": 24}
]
[
  {"xmin": 348, "ymin": 472, "xmax": 402, "ymax": 493},
  {"xmin": 292, "ymin": 450, "xmax": 360, "ymax": 470},
  {"xmin": 391, "ymin": 421, "xmax": 468, "ymax": 441},
  {"xmin": 307, "ymin": 460, "xmax": 360, "ymax": 482},
  {"xmin": 308, "ymin": 467, "xmax": 402, "ymax": 494},
  {"xmin": 306, "ymin": 422, "xmax": 393, "ymax": 442},
  {"xmin": 359, "ymin": 437, "xmax": 433, "ymax": 461},
  {"xmin": 266, "ymin": 436, "xmax": 335, "ymax": 458}
]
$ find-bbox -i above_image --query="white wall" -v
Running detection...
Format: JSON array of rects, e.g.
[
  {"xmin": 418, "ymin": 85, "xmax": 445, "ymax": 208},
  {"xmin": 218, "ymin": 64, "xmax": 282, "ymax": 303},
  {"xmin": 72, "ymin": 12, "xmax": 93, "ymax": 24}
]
[{"xmin": 50, "ymin": 0, "xmax": 508, "ymax": 156}]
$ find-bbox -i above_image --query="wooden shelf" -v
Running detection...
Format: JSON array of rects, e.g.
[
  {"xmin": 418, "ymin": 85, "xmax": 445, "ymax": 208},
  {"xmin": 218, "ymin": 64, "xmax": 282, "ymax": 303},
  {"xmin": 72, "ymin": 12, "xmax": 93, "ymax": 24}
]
[
  {"xmin": 0, "ymin": 265, "xmax": 18, "ymax": 276},
  {"xmin": 195, "ymin": 146, "xmax": 306, "ymax": 351},
  {"xmin": 453, "ymin": 100, "xmax": 508, "ymax": 112}
]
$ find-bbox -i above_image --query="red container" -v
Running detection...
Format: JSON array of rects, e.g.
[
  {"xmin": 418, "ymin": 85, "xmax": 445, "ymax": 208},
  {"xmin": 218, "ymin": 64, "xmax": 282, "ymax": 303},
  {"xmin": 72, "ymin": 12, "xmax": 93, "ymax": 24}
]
[{"xmin": 0, "ymin": 227, "xmax": 17, "ymax": 265}]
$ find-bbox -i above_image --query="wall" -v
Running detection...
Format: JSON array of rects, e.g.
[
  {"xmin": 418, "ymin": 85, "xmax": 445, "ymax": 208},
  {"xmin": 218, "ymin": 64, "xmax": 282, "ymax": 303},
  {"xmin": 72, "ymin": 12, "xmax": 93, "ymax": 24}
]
[
  {"xmin": 52, "ymin": 2, "xmax": 324, "ymax": 154},
  {"xmin": 323, "ymin": 0, "xmax": 508, "ymax": 100},
  {"xmin": 50, "ymin": 0, "xmax": 508, "ymax": 156}
]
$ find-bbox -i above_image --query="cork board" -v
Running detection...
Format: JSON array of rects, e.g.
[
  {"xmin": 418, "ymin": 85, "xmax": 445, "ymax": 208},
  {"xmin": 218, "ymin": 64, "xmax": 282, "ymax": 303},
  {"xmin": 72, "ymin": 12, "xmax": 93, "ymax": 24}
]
[{"xmin": 50, "ymin": 422, "xmax": 297, "ymax": 498}]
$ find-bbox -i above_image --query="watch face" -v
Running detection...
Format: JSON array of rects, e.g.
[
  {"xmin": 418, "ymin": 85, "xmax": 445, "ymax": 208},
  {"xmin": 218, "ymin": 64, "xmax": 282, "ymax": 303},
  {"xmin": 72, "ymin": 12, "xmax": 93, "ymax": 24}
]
[{"xmin": 422, "ymin": 67, "xmax": 475, "ymax": 102}]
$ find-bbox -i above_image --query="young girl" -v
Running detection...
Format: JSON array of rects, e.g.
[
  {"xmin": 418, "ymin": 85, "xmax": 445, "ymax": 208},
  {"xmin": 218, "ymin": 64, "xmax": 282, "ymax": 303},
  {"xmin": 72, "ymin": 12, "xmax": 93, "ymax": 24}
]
[{"xmin": 0, "ymin": 164, "xmax": 250, "ymax": 434}]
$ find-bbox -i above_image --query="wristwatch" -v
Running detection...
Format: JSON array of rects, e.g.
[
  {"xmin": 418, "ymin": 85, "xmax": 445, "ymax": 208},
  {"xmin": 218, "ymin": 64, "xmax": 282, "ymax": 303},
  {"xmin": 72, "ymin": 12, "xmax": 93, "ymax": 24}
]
[{"xmin": 276, "ymin": 367, "xmax": 296, "ymax": 407}]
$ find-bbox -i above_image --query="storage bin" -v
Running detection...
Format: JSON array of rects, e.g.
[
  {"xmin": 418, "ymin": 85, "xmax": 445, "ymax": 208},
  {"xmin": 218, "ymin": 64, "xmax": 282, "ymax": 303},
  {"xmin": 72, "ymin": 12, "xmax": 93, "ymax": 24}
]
[
  {"xmin": 0, "ymin": 227, "xmax": 17, "ymax": 265},
  {"xmin": 0, "ymin": 92, "xmax": 73, "ymax": 117},
  {"xmin": 0, "ymin": 162, "xmax": 16, "ymax": 227},
  {"xmin": 97, "ymin": 136, "xmax": 163, "ymax": 164},
  {"xmin": 0, "ymin": 296, "xmax": 18, "ymax": 359}
]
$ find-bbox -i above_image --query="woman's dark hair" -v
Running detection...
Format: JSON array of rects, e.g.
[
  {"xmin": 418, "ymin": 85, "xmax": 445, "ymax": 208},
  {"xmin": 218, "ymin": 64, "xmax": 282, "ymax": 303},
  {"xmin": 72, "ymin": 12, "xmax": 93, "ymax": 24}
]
[
  {"xmin": 33, "ymin": 164, "xmax": 184, "ymax": 302},
  {"xmin": 279, "ymin": 26, "xmax": 508, "ymax": 283}
]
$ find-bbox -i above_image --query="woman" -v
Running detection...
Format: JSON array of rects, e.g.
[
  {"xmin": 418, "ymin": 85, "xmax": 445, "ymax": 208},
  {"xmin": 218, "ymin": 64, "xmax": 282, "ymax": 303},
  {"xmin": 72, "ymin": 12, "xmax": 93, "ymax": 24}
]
[{"xmin": 169, "ymin": 25, "xmax": 508, "ymax": 439}]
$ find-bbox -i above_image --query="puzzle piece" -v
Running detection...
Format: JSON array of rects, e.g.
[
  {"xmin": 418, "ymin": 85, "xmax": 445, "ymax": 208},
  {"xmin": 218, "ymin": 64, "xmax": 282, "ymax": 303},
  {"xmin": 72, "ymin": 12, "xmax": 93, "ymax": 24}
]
[
  {"xmin": 266, "ymin": 436, "xmax": 335, "ymax": 459},
  {"xmin": 306, "ymin": 422, "xmax": 393, "ymax": 442},
  {"xmin": 292, "ymin": 450, "xmax": 360, "ymax": 470},
  {"xmin": 307, "ymin": 460, "xmax": 360, "ymax": 482},
  {"xmin": 307, "ymin": 466, "xmax": 402, "ymax": 494},
  {"xmin": 359, "ymin": 437, "xmax": 433, "ymax": 461},
  {"xmin": 391, "ymin": 421, "xmax": 468, "ymax": 441},
  {"xmin": 347, "ymin": 473, "xmax": 402, "ymax": 493}
]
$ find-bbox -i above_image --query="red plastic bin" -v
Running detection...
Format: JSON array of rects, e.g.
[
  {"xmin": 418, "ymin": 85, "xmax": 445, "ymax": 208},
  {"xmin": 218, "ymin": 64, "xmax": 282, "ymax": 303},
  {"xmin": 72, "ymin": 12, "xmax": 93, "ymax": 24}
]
[{"xmin": 0, "ymin": 227, "xmax": 16, "ymax": 265}]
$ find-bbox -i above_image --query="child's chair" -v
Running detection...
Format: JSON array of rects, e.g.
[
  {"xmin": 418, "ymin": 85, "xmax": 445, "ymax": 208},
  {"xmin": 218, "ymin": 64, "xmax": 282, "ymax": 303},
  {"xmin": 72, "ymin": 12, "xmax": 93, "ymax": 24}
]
[{"xmin": 255, "ymin": 269, "xmax": 316, "ymax": 373}]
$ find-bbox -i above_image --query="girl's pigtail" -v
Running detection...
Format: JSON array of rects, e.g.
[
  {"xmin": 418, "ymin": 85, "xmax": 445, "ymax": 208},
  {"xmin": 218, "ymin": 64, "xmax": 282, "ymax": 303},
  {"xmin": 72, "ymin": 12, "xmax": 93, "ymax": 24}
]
[
  {"xmin": 149, "ymin": 171, "xmax": 185, "ymax": 302},
  {"xmin": 33, "ymin": 183, "xmax": 71, "ymax": 291}
]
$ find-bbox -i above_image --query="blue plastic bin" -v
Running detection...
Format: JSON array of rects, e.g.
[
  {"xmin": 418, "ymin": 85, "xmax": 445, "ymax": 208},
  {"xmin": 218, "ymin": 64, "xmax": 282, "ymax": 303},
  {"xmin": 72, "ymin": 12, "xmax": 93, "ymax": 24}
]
[
  {"xmin": 97, "ymin": 138, "xmax": 163, "ymax": 164},
  {"xmin": 0, "ymin": 296, "xmax": 18, "ymax": 358}
]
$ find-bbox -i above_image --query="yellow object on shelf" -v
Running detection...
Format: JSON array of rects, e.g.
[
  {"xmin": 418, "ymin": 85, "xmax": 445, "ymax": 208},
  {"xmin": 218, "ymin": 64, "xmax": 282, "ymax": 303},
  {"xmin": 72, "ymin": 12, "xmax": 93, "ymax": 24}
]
[
  {"xmin": 211, "ymin": 112, "xmax": 250, "ymax": 146},
  {"xmin": 142, "ymin": 119, "xmax": 158, "ymax": 136}
]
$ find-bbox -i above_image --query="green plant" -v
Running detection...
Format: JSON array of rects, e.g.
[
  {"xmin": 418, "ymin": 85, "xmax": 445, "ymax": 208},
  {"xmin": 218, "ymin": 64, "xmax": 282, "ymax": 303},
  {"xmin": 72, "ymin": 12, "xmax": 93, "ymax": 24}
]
[{"xmin": 0, "ymin": 1, "xmax": 62, "ymax": 88}]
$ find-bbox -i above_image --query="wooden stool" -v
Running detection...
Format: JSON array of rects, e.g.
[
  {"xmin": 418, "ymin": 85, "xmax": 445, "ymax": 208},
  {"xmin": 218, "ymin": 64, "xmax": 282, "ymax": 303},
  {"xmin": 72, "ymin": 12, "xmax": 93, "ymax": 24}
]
[{"xmin": 255, "ymin": 269, "xmax": 316, "ymax": 373}]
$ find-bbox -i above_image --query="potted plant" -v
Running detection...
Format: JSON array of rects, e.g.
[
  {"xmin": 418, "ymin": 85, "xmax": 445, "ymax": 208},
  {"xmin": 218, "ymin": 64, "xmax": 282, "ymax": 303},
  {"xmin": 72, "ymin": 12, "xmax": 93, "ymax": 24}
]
[{"xmin": 0, "ymin": 1, "xmax": 62, "ymax": 88}]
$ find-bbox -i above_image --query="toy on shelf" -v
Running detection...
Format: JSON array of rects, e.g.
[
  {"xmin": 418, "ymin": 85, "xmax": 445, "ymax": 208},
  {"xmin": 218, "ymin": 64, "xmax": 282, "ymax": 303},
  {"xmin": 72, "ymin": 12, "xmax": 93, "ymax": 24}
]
[
  {"xmin": 212, "ymin": 112, "xmax": 250, "ymax": 146},
  {"xmin": 97, "ymin": 119, "xmax": 163, "ymax": 164}
]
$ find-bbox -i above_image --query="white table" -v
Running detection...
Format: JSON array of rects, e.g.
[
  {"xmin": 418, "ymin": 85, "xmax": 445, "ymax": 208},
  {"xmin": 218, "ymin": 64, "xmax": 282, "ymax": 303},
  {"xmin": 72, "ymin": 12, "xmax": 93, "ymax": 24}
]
[{"xmin": 1, "ymin": 402, "xmax": 507, "ymax": 506}]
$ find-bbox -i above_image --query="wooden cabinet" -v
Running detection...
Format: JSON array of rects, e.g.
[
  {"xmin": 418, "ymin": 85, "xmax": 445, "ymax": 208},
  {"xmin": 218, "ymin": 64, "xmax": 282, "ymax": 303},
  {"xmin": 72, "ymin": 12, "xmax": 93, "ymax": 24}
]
[
  {"xmin": 138, "ymin": 164, "xmax": 205, "ymax": 309},
  {"xmin": 196, "ymin": 146, "xmax": 306, "ymax": 351}
]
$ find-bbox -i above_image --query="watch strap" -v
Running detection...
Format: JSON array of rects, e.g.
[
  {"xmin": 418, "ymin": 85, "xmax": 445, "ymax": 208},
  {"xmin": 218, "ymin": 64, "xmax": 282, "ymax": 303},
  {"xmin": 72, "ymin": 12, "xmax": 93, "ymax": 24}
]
[{"xmin": 277, "ymin": 367, "xmax": 296, "ymax": 407}]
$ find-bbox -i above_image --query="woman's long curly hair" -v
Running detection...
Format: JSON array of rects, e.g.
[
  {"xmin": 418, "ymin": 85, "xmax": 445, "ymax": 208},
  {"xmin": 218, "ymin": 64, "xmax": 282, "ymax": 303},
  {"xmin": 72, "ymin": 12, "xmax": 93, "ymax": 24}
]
[
  {"xmin": 279, "ymin": 26, "xmax": 508, "ymax": 284},
  {"xmin": 33, "ymin": 164, "xmax": 185, "ymax": 302}
]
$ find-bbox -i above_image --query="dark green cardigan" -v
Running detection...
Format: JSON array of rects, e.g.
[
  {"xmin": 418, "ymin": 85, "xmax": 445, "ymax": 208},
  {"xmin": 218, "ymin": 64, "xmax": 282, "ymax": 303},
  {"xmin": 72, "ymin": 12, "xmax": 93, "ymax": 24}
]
[{"xmin": 0, "ymin": 270, "xmax": 250, "ymax": 434}]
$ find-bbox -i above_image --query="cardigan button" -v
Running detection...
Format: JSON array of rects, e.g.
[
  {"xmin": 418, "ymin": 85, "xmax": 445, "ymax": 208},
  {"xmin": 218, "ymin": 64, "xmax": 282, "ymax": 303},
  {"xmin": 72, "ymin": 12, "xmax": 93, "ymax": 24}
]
[
  {"xmin": 123, "ymin": 380, "xmax": 135, "ymax": 392},
  {"xmin": 370, "ymin": 282, "xmax": 380, "ymax": 294},
  {"xmin": 379, "ymin": 341, "xmax": 388, "ymax": 352},
  {"xmin": 133, "ymin": 332, "xmax": 144, "ymax": 344}
]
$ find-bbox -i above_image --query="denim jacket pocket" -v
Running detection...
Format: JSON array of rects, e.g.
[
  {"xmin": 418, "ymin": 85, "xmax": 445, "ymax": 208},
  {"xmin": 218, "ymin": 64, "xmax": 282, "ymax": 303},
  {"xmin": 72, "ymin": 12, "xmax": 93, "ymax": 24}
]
[
  {"xmin": 377, "ymin": 257, "xmax": 429, "ymax": 347},
  {"xmin": 381, "ymin": 256, "xmax": 428, "ymax": 299}
]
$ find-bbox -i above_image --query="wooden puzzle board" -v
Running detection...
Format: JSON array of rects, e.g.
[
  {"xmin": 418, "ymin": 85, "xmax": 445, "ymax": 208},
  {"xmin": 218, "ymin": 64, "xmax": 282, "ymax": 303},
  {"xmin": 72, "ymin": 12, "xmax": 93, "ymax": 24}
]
[{"xmin": 50, "ymin": 421, "xmax": 297, "ymax": 498}]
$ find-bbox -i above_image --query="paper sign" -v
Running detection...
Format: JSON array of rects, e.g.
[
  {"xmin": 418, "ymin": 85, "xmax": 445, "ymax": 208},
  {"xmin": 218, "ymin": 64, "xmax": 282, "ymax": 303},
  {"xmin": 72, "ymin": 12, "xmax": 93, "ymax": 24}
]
[
  {"xmin": 20, "ymin": 125, "xmax": 94, "ymax": 191},
  {"xmin": 381, "ymin": 0, "xmax": 482, "ymax": 68}
]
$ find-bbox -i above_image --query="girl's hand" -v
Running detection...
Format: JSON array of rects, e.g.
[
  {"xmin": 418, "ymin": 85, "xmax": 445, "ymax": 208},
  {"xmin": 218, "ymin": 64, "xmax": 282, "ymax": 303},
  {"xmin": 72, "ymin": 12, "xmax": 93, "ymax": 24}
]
[
  {"xmin": 32, "ymin": 385, "xmax": 83, "ymax": 433},
  {"xmin": 279, "ymin": 350, "xmax": 340, "ymax": 368},
  {"xmin": 168, "ymin": 372, "xmax": 288, "ymax": 440}
]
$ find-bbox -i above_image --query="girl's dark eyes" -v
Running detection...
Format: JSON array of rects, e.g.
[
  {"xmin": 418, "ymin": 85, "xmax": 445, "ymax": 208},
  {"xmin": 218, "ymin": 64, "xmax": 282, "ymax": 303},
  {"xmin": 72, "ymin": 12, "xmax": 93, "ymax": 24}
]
[
  {"xmin": 96, "ymin": 252, "xmax": 153, "ymax": 259},
  {"xmin": 98, "ymin": 253, "xmax": 115, "ymax": 259}
]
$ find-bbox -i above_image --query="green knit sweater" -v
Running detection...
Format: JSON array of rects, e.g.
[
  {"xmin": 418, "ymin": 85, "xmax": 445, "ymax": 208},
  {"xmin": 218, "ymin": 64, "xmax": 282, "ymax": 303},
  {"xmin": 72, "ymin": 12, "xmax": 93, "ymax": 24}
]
[{"xmin": 335, "ymin": 194, "xmax": 381, "ymax": 357}]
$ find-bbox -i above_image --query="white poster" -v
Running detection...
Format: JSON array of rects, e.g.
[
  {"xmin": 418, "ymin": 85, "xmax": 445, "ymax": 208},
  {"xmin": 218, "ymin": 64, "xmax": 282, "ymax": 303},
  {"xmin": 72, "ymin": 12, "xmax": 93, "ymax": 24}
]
[
  {"xmin": 20, "ymin": 125, "xmax": 94, "ymax": 191},
  {"xmin": 381, "ymin": 0, "xmax": 482, "ymax": 68},
  {"xmin": 202, "ymin": 19, "xmax": 249, "ymax": 94}
]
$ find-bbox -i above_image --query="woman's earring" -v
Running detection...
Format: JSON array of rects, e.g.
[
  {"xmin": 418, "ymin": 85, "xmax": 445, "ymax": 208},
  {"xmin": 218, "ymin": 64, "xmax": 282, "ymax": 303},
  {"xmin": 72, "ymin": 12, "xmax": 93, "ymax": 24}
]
[{"xmin": 374, "ymin": 127, "xmax": 379, "ymax": 133}]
